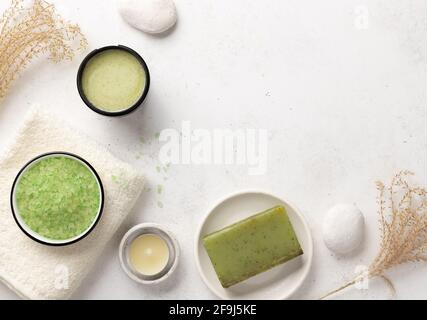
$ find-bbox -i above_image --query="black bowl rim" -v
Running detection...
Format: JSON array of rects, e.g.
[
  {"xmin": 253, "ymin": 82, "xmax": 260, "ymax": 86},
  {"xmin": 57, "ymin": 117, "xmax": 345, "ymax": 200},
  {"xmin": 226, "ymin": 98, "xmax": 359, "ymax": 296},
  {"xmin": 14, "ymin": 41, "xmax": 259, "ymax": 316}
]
[
  {"xmin": 10, "ymin": 152, "xmax": 105, "ymax": 247},
  {"xmin": 77, "ymin": 45, "xmax": 151, "ymax": 117}
]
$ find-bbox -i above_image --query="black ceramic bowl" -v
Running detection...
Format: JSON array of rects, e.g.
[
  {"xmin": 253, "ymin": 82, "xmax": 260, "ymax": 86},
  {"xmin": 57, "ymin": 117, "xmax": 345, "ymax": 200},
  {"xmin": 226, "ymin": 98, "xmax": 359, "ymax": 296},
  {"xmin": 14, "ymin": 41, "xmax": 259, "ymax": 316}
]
[
  {"xmin": 10, "ymin": 152, "xmax": 104, "ymax": 246},
  {"xmin": 77, "ymin": 45, "xmax": 150, "ymax": 117}
]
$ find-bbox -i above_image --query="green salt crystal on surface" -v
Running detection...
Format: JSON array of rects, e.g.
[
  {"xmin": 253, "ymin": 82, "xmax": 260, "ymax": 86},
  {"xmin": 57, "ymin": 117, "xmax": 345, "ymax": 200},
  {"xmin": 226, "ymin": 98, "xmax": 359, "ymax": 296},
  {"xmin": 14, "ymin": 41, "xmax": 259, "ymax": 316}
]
[
  {"xmin": 203, "ymin": 205, "xmax": 303, "ymax": 288},
  {"xmin": 157, "ymin": 185, "xmax": 163, "ymax": 194},
  {"xmin": 15, "ymin": 156, "xmax": 101, "ymax": 240}
]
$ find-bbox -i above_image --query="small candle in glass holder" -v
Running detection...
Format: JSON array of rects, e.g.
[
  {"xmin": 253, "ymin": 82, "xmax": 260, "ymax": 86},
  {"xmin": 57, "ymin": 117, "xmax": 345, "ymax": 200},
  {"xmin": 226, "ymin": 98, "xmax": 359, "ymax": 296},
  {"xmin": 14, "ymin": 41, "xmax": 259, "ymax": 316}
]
[
  {"xmin": 128, "ymin": 234, "xmax": 169, "ymax": 276},
  {"xmin": 119, "ymin": 223, "xmax": 179, "ymax": 284}
]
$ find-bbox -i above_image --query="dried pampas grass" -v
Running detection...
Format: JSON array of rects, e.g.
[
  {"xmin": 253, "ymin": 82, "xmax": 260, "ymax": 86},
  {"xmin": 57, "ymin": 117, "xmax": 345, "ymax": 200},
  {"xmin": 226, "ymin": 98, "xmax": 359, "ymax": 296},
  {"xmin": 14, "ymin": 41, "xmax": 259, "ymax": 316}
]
[
  {"xmin": 322, "ymin": 171, "xmax": 427, "ymax": 299},
  {"xmin": 0, "ymin": 0, "xmax": 87, "ymax": 99}
]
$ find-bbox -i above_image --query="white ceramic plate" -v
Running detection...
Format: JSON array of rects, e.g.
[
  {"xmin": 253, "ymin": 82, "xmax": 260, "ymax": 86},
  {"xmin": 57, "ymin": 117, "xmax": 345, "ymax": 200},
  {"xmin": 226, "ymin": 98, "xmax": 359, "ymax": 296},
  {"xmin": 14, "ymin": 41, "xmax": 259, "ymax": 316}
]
[{"xmin": 195, "ymin": 191, "xmax": 313, "ymax": 300}]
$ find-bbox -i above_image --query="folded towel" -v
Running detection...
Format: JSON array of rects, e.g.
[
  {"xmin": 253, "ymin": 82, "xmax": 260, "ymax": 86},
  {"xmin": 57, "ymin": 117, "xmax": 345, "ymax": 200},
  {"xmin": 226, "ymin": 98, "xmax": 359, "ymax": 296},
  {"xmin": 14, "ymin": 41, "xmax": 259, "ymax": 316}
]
[{"xmin": 0, "ymin": 105, "xmax": 144, "ymax": 299}]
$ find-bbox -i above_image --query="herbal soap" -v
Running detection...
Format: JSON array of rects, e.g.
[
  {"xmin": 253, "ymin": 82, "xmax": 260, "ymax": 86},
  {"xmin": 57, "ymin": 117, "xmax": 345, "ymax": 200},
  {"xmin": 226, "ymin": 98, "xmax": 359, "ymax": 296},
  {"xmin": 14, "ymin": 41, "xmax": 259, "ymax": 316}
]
[{"xmin": 203, "ymin": 206, "xmax": 303, "ymax": 288}]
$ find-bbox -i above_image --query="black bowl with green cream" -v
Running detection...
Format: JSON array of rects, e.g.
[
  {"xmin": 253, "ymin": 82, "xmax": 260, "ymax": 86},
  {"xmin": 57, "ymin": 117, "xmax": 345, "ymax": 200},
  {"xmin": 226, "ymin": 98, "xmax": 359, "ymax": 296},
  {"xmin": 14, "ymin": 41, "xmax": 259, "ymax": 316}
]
[
  {"xmin": 10, "ymin": 152, "xmax": 104, "ymax": 246},
  {"xmin": 77, "ymin": 45, "xmax": 150, "ymax": 117}
]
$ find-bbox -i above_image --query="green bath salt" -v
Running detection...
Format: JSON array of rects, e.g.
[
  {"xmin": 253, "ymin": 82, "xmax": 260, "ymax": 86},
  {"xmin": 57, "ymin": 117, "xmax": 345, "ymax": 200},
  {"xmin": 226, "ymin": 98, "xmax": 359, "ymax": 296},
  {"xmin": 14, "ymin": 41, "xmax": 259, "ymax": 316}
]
[{"xmin": 15, "ymin": 156, "xmax": 101, "ymax": 240}]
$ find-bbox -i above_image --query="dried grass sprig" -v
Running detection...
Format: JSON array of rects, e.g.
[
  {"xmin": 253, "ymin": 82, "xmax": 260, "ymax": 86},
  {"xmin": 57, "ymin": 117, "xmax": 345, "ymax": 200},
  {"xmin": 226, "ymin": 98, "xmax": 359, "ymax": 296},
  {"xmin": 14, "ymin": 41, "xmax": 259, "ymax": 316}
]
[
  {"xmin": 322, "ymin": 170, "xmax": 427, "ymax": 299},
  {"xmin": 0, "ymin": 0, "xmax": 87, "ymax": 99}
]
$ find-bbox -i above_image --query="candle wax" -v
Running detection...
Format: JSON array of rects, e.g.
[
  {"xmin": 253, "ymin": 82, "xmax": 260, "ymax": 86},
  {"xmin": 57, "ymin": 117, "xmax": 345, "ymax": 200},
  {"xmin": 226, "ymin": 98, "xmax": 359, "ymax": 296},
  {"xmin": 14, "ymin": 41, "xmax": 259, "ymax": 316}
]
[{"xmin": 129, "ymin": 234, "xmax": 169, "ymax": 276}]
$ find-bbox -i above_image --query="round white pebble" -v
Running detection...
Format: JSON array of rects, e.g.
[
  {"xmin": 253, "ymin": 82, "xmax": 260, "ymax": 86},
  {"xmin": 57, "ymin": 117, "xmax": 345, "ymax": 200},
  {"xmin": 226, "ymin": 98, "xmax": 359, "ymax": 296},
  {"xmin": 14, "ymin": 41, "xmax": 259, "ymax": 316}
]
[
  {"xmin": 322, "ymin": 204, "xmax": 365, "ymax": 255},
  {"xmin": 118, "ymin": 0, "xmax": 177, "ymax": 34}
]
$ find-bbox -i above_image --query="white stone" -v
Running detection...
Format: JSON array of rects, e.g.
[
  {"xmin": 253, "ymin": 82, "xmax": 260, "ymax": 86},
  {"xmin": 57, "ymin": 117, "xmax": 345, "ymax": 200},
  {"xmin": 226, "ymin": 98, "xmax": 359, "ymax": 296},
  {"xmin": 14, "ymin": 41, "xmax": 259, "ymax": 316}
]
[
  {"xmin": 118, "ymin": 0, "xmax": 177, "ymax": 34},
  {"xmin": 322, "ymin": 204, "xmax": 365, "ymax": 255}
]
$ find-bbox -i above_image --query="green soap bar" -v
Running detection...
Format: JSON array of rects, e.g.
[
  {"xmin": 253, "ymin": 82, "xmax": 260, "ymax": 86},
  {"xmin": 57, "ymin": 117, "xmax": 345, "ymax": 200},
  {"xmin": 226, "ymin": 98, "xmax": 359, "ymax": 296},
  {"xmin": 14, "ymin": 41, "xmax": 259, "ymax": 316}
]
[{"xmin": 203, "ymin": 205, "xmax": 303, "ymax": 288}]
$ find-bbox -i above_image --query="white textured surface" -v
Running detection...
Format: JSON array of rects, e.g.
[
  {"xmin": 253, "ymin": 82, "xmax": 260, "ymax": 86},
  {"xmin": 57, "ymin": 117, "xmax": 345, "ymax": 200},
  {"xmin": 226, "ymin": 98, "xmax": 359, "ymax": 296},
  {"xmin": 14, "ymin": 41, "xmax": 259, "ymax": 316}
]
[
  {"xmin": 0, "ymin": 106, "xmax": 145, "ymax": 299},
  {"xmin": 118, "ymin": 0, "xmax": 177, "ymax": 34},
  {"xmin": 322, "ymin": 204, "xmax": 364, "ymax": 255},
  {"xmin": 1, "ymin": 0, "xmax": 427, "ymax": 299}
]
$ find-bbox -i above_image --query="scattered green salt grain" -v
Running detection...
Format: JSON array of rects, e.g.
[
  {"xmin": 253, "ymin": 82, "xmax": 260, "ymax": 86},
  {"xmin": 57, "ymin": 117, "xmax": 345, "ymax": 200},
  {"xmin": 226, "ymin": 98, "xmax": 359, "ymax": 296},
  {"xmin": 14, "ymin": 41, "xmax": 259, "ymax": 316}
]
[
  {"xmin": 157, "ymin": 185, "xmax": 163, "ymax": 194},
  {"xmin": 157, "ymin": 201, "xmax": 164, "ymax": 208},
  {"xmin": 15, "ymin": 156, "xmax": 101, "ymax": 240},
  {"xmin": 154, "ymin": 132, "xmax": 160, "ymax": 139},
  {"xmin": 111, "ymin": 171, "xmax": 130, "ymax": 190}
]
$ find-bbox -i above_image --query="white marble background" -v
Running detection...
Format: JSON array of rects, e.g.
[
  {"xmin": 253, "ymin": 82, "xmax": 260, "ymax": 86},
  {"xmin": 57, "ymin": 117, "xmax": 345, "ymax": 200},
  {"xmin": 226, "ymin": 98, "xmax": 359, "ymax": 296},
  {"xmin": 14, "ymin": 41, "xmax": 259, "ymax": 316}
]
[{"xmin": 1, "ymin": 0, "xmax": 427, "ymax": 299}]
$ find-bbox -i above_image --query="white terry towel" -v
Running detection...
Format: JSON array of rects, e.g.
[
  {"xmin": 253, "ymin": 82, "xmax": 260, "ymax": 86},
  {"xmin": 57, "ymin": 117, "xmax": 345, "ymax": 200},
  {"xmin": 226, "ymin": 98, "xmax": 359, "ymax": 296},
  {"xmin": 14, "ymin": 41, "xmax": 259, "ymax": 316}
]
[{"xmin": 0, "ymin": 106, "xmax": 144, "ymax": 299}]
